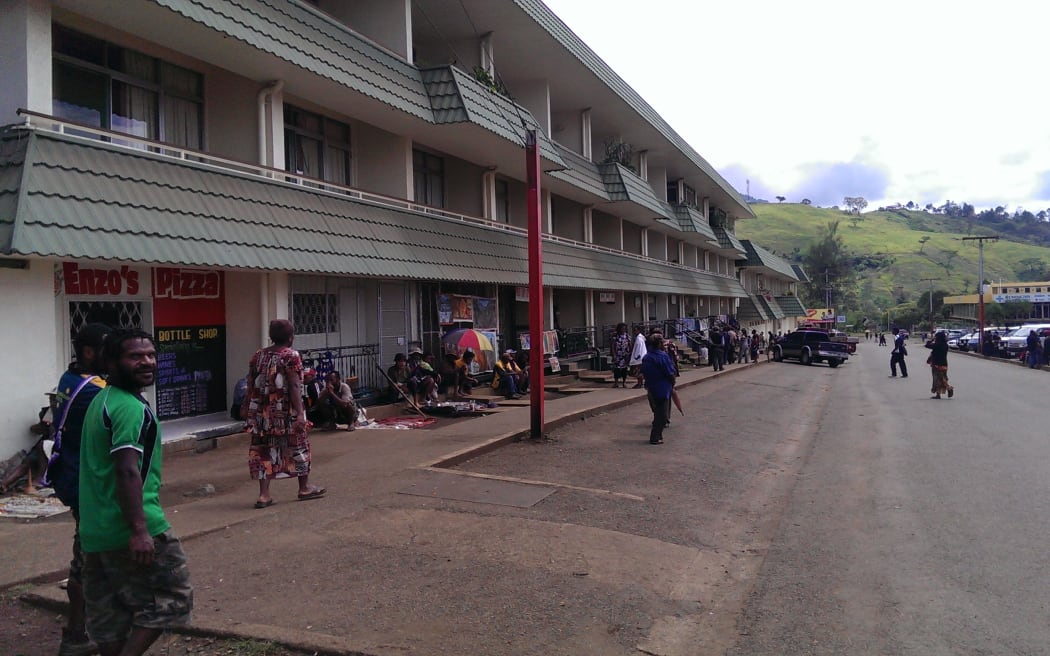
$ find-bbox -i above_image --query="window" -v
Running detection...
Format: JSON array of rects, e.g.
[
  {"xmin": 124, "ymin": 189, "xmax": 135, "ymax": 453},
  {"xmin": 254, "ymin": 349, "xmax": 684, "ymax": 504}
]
[
  {"xmin": 293, "ymin": 293, "xmax": 339, "ymax": 335},
  {"xmin": 494, "ymin": 178, "xmax": 509, "ymax": 222},
  {"xmin": 52, "ymin": 25, "xmax": 203, "ymax": 149},
  {"xmin": 413, "ymin": 149, "xmax": 445, "ymax": 207},
  {"xmin": 284, "ymin": 105, "xmax": 352, "ymax": 185}
]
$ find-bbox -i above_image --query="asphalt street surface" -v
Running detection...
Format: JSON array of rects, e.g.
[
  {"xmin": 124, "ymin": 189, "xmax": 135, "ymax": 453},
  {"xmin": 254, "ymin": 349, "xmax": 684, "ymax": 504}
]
[
  {"xmin": 727, "ymin": 341, "xmax": 1050, "ymax": 655},
  {"xmin": 5, "ymin": 341, "xmax": 1048, "ymax": 655}
]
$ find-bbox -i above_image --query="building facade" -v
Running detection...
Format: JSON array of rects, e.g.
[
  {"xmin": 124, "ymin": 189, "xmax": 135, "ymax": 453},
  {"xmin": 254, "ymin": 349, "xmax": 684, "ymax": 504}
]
[
  {"xmin": 945, "ymin": 281, "xmax": 1050, "ymax": 323},
  {"xmin": 0, "ymin": 0, "xmax": 793, "ymax": 455}
]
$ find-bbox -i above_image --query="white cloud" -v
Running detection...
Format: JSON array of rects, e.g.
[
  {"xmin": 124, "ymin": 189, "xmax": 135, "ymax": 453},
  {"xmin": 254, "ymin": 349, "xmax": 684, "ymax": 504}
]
[{"xmin": 541, "ymin": 0, "xmax": 1050, "ymax": 210}]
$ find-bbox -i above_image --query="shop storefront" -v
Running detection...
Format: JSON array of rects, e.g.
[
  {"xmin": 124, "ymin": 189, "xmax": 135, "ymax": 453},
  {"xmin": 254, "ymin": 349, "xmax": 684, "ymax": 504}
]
[{"xmin": 57, "ymin": 262, "xmax": 227, "ymax": 421}]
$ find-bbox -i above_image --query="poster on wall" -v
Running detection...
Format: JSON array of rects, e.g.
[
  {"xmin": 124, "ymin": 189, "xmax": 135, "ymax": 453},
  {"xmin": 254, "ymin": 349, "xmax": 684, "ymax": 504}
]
[
  {"xmin": 473, "ymin": 298, "xmax": 497, "ymax": 330},
  {"xmin": 451, "ymin": 295, "xmax": 474, "ymax": 322},
  {"xmin": 517, "ymin": 330, "xmax": 560, "ymax": 355},
  {"xmin": 437, "ymin": 294, "xmax": 453, "ymax": 325},
  {"xmin": 152, "ymin": 268, "xmax": 227, "ymax": 420}
]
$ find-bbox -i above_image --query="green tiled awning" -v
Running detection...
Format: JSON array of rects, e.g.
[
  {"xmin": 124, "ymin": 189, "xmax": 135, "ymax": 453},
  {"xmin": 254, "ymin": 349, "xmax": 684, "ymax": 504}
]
[
  {"xmin": 776, "ymin": 295, "xmax": 808, "ymax": 317},
  {"xmin": 598, "ymin": 163, "xmax": 676, "ymax": 221},
  {"xmin": 737, "ymin": 295, "xmax": 769, "ymax": 323},
  {"xmin": 421, "ymin": 66, "xmax": 564, "ymax": 168},
  {"xmin": 714, "ymin": 227, "xmax": 747, "ymax": 256},
  {"xmin": 671, "ymin": 205, "xmax": 720, "ymax": 247},
  {"xmin": 741, "ymin": 240, "xmax": 799, "ymax": 280},
  {"xmin": 0, "ymin": 128, "xmax": 747, "ymax": 299},
  {"xmin": 791, "ymin": 264, "xmax": 811, "ymax": 283},
  {"xmin": 756, "ymin": 294, "xmax": 786, "ymax": 320}
]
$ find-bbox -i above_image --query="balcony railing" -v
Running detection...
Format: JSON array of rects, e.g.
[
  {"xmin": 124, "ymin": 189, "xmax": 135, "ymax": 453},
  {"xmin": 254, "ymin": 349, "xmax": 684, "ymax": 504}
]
[{"xmin": 15, "ymin": 109, "xmax": 740, "ymax": 282}]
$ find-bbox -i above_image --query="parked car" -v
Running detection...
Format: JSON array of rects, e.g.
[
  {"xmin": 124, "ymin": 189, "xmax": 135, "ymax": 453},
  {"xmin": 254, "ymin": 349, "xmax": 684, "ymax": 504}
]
[
  {"xmin": 1003, "ymin": 324, "xmax": 1050, "ymax": 357},
  {"xmin": 956, "ymin": 331, "xmax": 978, "ymax": 351},
  {"xmin": 772, "ymin": 330, "xmax": 850, "ymax": 367}
]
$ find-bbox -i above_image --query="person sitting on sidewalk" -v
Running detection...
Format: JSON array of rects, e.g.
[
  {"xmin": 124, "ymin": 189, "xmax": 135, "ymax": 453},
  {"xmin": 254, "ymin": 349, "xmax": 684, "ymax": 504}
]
[
  {"xmin": 407, "ymin": 350, "xmax": 439, "ymax": 405},
  {"xmin": 315, "ymin": 371, "xmax": 356, "ymax": 430},
  {"xmin": 454, "ymin": 350, "xmax": 480, "ymax": 396},
  {"xmin": 493, "ymin": 349, "xmax": 525, "ymax": 399},
  {"xmin": 386, "ymin": 353, "xmax": 411, "ymax": 402}
]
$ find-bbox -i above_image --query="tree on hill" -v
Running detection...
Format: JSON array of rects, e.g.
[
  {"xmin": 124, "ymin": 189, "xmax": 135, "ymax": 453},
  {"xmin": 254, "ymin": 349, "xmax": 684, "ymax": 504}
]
[
  {"xmin": 776, "ymin": 195, "xmax": 786, "ymax": 203},
  {"xmin": 917, "ymin": 236, "xmax": 930, "ymax": 254},
  {"xmin": 801, "ymin": 198, "xmax": 812, "ymax": 205},
  {"xmin": 843, "ymin": 196, "xmax": 868, "ymax": 214}
]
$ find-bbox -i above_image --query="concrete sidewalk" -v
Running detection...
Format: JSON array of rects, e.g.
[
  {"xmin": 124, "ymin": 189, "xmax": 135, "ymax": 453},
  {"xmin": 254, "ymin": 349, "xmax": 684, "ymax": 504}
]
[{"xmin": 2, "ymin": 358, "xmax": 764, "ymax": 655}]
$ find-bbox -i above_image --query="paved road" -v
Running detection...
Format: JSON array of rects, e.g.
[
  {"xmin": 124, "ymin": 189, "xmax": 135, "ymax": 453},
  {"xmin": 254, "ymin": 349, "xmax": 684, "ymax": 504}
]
[
  {"xmin": 9, "ymin": 342, "xmax": 1048, "ymax": 655},
  {"xmin": 728, "ymin": 341, "xmax": 1050, "ymax": 655}
]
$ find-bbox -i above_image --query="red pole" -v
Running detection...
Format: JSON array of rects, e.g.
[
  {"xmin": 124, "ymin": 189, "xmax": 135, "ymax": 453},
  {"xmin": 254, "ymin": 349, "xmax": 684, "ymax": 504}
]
[{"xmin": 526, "ymin": 130, "xmax": 544, "ymax": 438}]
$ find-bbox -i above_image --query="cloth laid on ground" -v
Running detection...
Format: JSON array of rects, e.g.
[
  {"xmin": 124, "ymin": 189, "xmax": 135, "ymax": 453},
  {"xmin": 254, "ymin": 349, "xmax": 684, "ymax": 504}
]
[
  {"xmin": 362, "ymin": 416, "xmax": 439, "ymax": 430},
  {"xmin": 0, "ymin": 490, "xmax": 70, "ymax": 519}
]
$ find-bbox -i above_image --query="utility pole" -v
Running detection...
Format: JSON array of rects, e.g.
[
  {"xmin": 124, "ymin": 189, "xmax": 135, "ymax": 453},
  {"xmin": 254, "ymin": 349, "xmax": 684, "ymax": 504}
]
[
  {"xmin": 920, "ymin": 277, "xmax": 938, "ymax": 335},
  {"xmin": 823, "ymin": 268, "xmax": 832, "ymax": 312},
  {"xmin": 961, "ymin": 235, "xmax": 999, "ymax": 352}
]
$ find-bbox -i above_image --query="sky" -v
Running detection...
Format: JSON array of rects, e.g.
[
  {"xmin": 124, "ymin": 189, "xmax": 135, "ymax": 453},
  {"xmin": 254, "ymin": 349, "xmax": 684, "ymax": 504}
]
[{"xmin": 541, "ymin": 0, "xmax": 1050, "ymax": 212}]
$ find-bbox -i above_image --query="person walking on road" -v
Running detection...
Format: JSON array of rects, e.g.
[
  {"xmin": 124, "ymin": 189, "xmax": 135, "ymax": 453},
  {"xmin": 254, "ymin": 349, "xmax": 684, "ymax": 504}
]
[
  {"xmin": 79, "ymin": 329, "xmax": 193, "ymax": 656},
  {"xmin": 640, "ymin": 334, "xmax": 676, "ymax": 445},
  {"xmin": 708, "ymin": 328, "xmax": 724, "ymax": 371},
  {"xmin": 890, "ymin": 328, "xmax": 909, "ymax": 377},
  {"xmin": 629, "ymin": 325, "xmax": 647, "ymax": 388},
  {"xmin": 43, "ymin": 323, "xmax": 109, "ymax": 656},
  {"xmin": 243, "ymin": 319, "xmax": 326, "ymax": 508},
  {"xmin": 925, "ymin": 331, "xmax": 954, "ymax": 399},
  {"xmin": 610, "ymin": 323, "xmax": 631, "ymax": 388}
]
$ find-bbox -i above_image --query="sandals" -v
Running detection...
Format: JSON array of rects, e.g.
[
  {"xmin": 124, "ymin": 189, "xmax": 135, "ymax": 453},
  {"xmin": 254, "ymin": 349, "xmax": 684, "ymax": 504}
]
[
  {"xmin": 297, "ymin": 486, "xmax": 327, "ymax": 501},
  {"xmin": 253, "ymin": 498, "xmax": 275, "ymax": 509}
]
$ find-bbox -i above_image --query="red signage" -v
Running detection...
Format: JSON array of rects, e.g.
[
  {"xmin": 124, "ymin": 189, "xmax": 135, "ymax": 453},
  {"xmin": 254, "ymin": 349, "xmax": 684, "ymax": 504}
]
[
  {"xmin": 152, "ymin": 268, "xmax": 225, "ymax": 327},
  {"xmin": 62, "ymin": 262, "xmax": 141, "ymax": 296},
  {"xmin": 153, "ymin": 268, "xmax": 221, "ymax": 300}
]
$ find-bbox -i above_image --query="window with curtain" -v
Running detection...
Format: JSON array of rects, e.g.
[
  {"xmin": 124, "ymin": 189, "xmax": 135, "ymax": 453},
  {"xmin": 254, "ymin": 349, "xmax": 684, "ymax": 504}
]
[
  {"xmin": 51, "ymin": 25, "xmax": 203, "ymax": 149},
  {"xmin": 283, "ymin": 105, "xmax": 352, "ymax": 185},
  {"xmin": 413, "ymin": 149, "xmax": 445, "ymax": 208}
]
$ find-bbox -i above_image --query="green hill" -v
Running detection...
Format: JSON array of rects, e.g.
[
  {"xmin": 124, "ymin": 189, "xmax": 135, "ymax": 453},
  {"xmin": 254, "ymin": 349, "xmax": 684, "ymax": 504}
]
[{"xmin": 736, "ymin": 203, "xmax": 1050, "ymax": 321}]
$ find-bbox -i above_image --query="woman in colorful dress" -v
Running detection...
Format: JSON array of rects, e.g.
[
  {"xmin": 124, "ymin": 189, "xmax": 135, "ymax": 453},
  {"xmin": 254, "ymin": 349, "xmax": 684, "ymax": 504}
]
[
  {"xmin": 924, "ymin": 331, "xmax": 954, "ymax": 400},
  {"xmin": 242, "ymin": 319, "xmax": 326, "ymax": 508},
  {"xmin": 610, "ymin": 323, "xmax": 632, "ymax": 388}
]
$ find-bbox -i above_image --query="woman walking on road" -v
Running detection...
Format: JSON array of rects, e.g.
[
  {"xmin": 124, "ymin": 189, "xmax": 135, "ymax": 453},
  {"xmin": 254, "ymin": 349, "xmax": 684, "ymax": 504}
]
[{"xmin": 925, "ymin": 331, "xmax": 954, "ymax": 400}]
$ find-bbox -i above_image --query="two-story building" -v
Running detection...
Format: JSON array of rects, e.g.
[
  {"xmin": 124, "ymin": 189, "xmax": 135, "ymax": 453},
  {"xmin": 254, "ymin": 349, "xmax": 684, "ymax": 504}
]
[{"xmin": 0, "ymin": 0, "xmax": 786, "ymax": 453}]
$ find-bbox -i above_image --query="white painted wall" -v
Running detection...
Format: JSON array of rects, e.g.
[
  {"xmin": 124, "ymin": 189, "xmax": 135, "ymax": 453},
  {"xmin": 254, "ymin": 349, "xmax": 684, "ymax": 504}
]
[
  {"xmin": 0, "ymin": 260, "xmax": 60, "ymax": 459},
  {"xmin": 622, "ymin": 221, "xmax": 643, "ymax": 255},
  {"xmin": 356, "ymin": 128, "xmax": 411, "ymax": 199},
  {"xmin": 551, "ymin": 196, "xmax": 584, "ymax": 241},
  {"xmin": 514, "ymin": 79, "xmax": 551, "ymax": 135},
  {"xmin": 444, "ymin": 156, "xmax": 484, "ymax": 217},
  {"xmin": 0, "ymin": 0, "xmax": 50, "ymax": 124},
  {"xmin": 224, "ymin": 271, "xmax": 262, "ymax": 401},
  {"xmin": 593, "ymin": 293, "xmax": 623, "ymax": 331},
  {"xmin": 550, "ymin": 110, "xmax": 582, "ymax": 155},
  {"xmin": 591, "ymin": 210, "xmax": 620, "ymax": 250},
  {"xmin": 317, "ymin": 0, "xmax": 411, "ymax": 60}
]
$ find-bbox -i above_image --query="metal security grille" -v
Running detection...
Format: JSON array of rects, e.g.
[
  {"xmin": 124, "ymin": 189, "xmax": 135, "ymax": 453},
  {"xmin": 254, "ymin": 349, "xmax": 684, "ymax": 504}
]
[
  {"xmin": 292, "ymin": 293, "xmax": 339, "ymax": 335},
  {"xmin": 68, "ymin": 301, "xmax": 144, "ymax": 357}
]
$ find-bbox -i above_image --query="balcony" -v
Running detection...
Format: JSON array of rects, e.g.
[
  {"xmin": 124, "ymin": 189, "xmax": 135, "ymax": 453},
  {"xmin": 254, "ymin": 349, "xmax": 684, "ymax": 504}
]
[{"xmin": 4, "ymin": 111, "xmax": 745, "ymax": 299}]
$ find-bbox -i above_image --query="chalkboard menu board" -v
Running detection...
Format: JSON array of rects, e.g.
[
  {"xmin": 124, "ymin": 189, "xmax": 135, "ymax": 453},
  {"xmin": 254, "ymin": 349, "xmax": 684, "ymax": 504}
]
[{"xmin": 154, "ymin": 325, "xmax": 226, "ymax": 420}]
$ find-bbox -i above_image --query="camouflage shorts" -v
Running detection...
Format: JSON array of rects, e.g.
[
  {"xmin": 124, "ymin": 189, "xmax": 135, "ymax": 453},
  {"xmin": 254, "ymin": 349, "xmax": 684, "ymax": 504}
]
[{"xmin": 83, "ymin": 530, "xmax": 193, "ymax": 645}]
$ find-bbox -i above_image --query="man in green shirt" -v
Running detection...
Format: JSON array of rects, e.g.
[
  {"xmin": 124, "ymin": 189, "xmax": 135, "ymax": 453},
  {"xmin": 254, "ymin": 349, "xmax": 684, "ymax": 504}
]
[{"xmin": 80, "ymin": 329, "xmax": 192, "ymax": 656}]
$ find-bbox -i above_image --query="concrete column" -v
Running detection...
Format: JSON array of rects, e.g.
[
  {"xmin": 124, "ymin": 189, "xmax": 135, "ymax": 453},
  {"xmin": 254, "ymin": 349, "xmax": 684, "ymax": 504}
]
[
  {"xmin": 581, "ymin": 108, "xmax": 592, "ymax": 160},
  {"xmin": 585, "ymin": 290, "xmax": 595, "ymax": 328},
  {"xmin": 0, "ymin": 0, "xmax": 51, "ymax": 124},
  {"xmin": 638, "ymin": 150, "xmax": 649, "ymax": 181},
  {"xmin": 543, "ymin": 189, "xmax": 553, "ymax": 233},
  {"xmin": 480, "ymin": 32, "xmax": 494, "ymax": 75},
  {"xmin": 583, "ymin": 206, "xmax": 594, "ymax": 243},
  {"xmin": 640, "ymin": 228, "xmax": 649, "ymax": 257}
]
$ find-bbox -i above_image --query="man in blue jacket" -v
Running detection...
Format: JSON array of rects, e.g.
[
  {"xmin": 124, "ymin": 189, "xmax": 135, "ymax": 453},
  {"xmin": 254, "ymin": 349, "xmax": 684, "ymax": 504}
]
[
  {"xmin": 45, "ymin": 322, "xmax": 110, "ymax": 656},
  {"xmin": 640, "ymin": 335, "xmax": 677, "ymax": 445},
  {"xmin": 890, "ymin": 328, "xmax": 909, "ymax": 377}
]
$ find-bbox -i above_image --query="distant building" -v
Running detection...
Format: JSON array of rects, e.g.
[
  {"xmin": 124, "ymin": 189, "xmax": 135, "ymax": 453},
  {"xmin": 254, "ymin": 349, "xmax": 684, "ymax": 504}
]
[{"xmin": 944, "ymin": 281, "xmax": 1050, "ymax": 322}]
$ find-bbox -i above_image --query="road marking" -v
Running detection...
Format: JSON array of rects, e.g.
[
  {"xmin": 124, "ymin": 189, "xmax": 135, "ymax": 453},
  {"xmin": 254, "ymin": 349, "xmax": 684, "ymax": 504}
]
[{"xmin": 419, "ymin": 466, "xmax": 645, "ymax": 501}]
